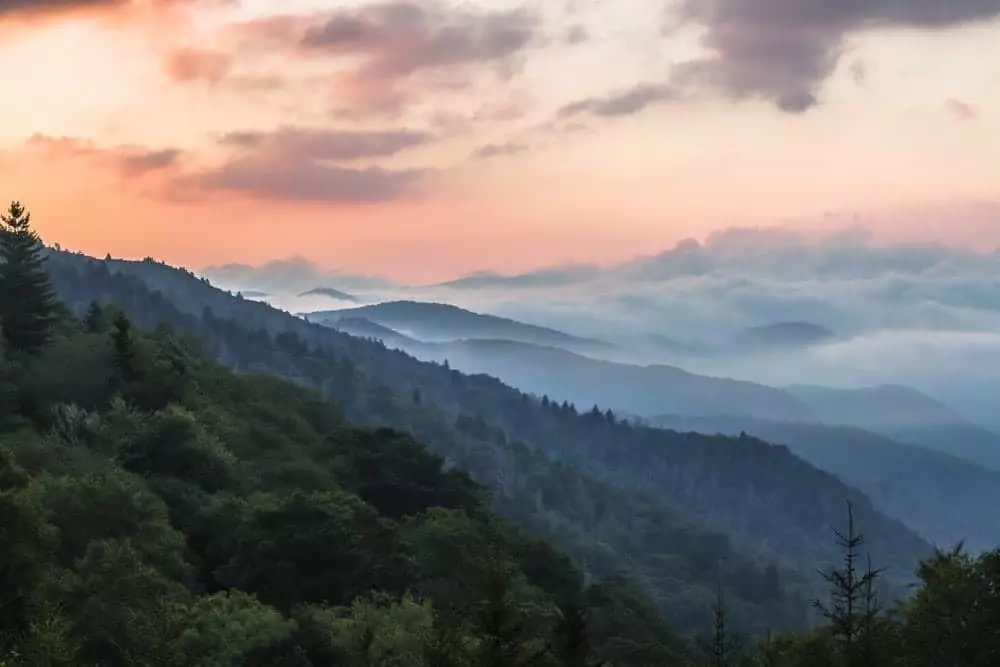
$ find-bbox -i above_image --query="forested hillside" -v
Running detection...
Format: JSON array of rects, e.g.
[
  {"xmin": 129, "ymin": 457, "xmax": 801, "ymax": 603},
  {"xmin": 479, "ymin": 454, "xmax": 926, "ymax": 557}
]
[
  {"xmin": 1, "ymin": 204, "xmax": 692, "ymax": 665},
  {"xmin": 651, "ymin": 414, "xmax": 1000, "ymax": 552},
  {"xmin": 45, "ymin": 250, "xmax": 933, "ymax": 626},
  {"xmin": 47, "ymin": 250, "xmax": 811, "ymax": 634}
]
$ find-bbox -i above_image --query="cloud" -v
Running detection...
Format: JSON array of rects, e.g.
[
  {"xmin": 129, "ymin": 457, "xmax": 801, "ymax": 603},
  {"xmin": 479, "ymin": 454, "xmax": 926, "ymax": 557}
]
[
  {"xmin": 23, "ymin": 134, "xmax": 183, "ymax": 178},
  {"xmin": 422, "ymin": 223, "xmax": 1000, "ymax": 345},
  {"xmin": 204, "ymin": 222, "xmax": 1000, "ymax": 427},
  {"xmin": 558, "ymin": 83, "xmax": 679, "ymax": 118},
  {"xmin": 945, "ymin": 98, "xmax": 978, "ymax": 120},
  {"xmin": 0, "ymin": 0, "xmax": 226, "ymax": 24},
  {"xmin": 200, "ymin": 256, "xmax": 393, "ymax": 292},
  {"xmin": 175, "ymin": 157, "xmax": 425, "ymax": 204},
  {"xmin": 216, "ymin": 127, "xmax": 433, "ymax": 161},
  {"xmin": 298, "ymin": 2, "xmax": 536, "ymax": 76},
  {"xmin": 0, "ymin": 0, "xmax": 127, "ymax": 20},
  {"xmin": 23, "ymin": 127, "xmax": 430, "ymax": 205},
  {"xmin": 232, "ymin": 1, "xmax": 538, "ymax": 108},
  {"xmin": 165, "ymin": 47, "xmax": 233, "ymax": 85},
  {"xmin": 169, "ymin": 125, "xmax": 433, "ymax": 203},
  {"xmin": 472, "ymin": 141, "xmax": 530, "ymax": 159},
  {"xmin": 116, "ymin": 148, "xmax": 183, "ymax": 175},
  {"xmin": 672, "ymin": 0, "xmax": 1000, "ymax": 112}
]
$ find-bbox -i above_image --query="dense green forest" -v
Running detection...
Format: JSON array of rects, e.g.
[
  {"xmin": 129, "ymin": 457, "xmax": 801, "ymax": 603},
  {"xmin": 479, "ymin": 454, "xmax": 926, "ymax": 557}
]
[{"xmin": 3, "ymin": 201, "xmax": 998, "ymax": 665}]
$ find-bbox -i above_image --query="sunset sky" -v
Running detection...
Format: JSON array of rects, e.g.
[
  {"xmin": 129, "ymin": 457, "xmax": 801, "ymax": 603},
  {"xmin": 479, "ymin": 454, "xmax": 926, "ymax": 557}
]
[{"xmin": 1, "ymin": 0, "xmax": 998, "ymax": 281}]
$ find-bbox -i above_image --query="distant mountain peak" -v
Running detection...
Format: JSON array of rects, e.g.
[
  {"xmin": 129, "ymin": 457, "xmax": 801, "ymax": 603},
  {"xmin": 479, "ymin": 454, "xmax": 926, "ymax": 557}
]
[
  {"xmin": 308, "ymin": 299, "xmax": 612, "ymax": 350},
  {"xmin": 298, "ymin": 286, "xmax": 360, "ymax": 303}
]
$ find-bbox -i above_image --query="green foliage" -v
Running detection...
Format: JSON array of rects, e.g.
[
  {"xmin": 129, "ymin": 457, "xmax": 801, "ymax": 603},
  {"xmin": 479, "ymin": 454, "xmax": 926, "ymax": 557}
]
[
  {"xmin": 0, "ymin": 286, "xmax": 689, "ymax": 664},
  {"xmin": 174, "ymin": 591, "xmax": 296, "ymax": 666},
  {"xmin": 0, "ymin": 202, "xmax": 58, "ymax": 355}
]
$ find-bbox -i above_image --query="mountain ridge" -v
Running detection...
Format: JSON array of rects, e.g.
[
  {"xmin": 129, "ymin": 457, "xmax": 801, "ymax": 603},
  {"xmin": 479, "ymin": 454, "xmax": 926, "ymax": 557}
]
[
  {"xmin": 45, "ymin": 251, "xmax": 934, "ymax": 633},
  {"xmin": 310, "ymin": 300, "xmax": 613, "ymax": 350}
]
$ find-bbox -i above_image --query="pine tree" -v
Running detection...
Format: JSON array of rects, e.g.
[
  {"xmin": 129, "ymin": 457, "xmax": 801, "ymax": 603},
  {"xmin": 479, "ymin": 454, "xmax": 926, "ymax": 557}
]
[
  {"xmin": 111, "ymin": 310, "xmax": 139, "ymax": 388},
  {"xmin": 707, "ymin": 582, "xmax": 737, "ymax": 667},
  {"xmin": 814, "ymin": 501, "xmax": 883, "ymax": 667},
  {"xmin": 83, "ymin": 300, "xmax": 106, "ymax": 333},
  {"xmin": 0, "ymin": 201, "xmax": 58, "ymax": 355}
]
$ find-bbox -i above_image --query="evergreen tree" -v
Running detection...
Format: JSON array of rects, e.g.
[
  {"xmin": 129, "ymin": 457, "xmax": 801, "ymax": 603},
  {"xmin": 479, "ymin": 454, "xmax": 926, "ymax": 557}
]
[
  {"xmin": 0, "ymin": 201, "xmax": 58, "ymax": 355},
  {"xmin": 111, "ymin": 310, "xmax": 139, "ymax": 389},
  {"xmin": 814, "ymin": 501, "xmax": 883, "ymax": 667},
  {"xmin": 83, "ymin": 300, "xmax": 106, "ymax": 334},
  {"xmin": 707, "ymin": 582, "xmax": 737, "ymax": 667}
]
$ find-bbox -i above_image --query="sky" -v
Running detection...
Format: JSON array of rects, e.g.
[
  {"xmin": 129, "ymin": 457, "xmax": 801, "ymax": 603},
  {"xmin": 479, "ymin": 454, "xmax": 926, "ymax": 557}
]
[{"xmin": 1, "ymin": 0, "xmax": 999, "ymax": 282}]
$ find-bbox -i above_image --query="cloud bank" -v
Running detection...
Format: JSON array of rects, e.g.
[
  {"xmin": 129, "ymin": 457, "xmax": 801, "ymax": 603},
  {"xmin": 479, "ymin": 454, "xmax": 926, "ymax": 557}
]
[
  {"xmin": 197, "ymin": 223, "xmax": 1000, "ymax": 425},
  {"xmin": 672, "ymin": 0, "xmax": 1000, "ymax": 111}
]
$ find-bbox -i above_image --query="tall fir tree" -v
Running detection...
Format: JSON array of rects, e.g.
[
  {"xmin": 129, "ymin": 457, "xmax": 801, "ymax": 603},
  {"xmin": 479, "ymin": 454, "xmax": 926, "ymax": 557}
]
[
  {"xmin": 707, "ymin": 581, "xmax": 737, "ymax": 667},
  {"xmin": 83, "ymin": 300, "xmax": 106, "ymax": 334},
  {"xmin": 0, "ymin": 201, "xmax": 58, "ymax": 355},
  {"xmin": 814, "ymin": 501, "xmax": 883, "ymax": 667},
  {"xmin": 111, "ymin": 310, "xmax": 138, "ymax": 387}
]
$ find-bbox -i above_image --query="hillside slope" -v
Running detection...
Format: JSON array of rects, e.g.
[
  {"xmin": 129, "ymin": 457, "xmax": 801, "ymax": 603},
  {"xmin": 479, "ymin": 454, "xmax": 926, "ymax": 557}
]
[
  {"xmin": 650, "ymin": 414, "xmax": 1000, "ymax": 552},
  {"xmin": 47, "ymin": 253, "xmax": 933, "ymax": 628},
  {"xmin": 788, "ymin": 384, "xmax": 1000, "ymax": 470},
  {"xmin": 409, "ymin": 338, "xmax": 816, "ymax": 423},
  {"xmin": 311, "ymin": 300, "xmax": 612, "ymax": 352},
  {"xmin": 1, "ymin": 295, "xmax": 698, "ymax": 665}
]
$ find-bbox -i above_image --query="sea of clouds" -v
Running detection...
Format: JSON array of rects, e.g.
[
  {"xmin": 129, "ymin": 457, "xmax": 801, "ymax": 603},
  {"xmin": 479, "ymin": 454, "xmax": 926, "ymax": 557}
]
[{"xmin": 201, "ymin": 226, "xmax": 1000, "ymax": 427}]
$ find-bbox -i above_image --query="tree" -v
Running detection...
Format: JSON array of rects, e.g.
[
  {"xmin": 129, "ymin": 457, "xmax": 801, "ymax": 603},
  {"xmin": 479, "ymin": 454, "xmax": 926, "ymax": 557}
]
[
  {"xmin": 111, "ymin": 310, "xmax": 138, "ymax": 386},
  {"xmin": 814, "ymin": 501, "xmax": 883, "ymax": 667},
  {"xmin": 83, "ymin": 300, "xmax": 106, "ymax": 334},
  {"xmin": 0, "ymin": 202, "xmax": 58, "ymax": 355},
  {"xmin": 556, "ymin": 598, "xmax": 590, "ymax": 667},
  {"xmin": 709, "ymin": 583, "xmax": 734, "ymax": 667}
]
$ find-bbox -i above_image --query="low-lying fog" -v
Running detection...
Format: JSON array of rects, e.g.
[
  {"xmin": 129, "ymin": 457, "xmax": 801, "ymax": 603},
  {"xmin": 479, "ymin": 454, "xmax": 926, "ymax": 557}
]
[{"xmin": 202, "ymin": 226, "xmax": 1000, "ymax": 428}]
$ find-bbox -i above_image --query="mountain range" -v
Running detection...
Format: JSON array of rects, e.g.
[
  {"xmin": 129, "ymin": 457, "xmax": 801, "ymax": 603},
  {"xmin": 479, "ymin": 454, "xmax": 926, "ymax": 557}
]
[
  {"xmin": 44, "ymin": 251, "xmax": 947, "ymax": 635},
  {"xmin": 300, "ymin": 299, "xmax": 1000, "ymax": 475},
  {"xmin": 310, "ymin": 301, "xmax": 613, "ymax": 353},
  {"xmin": 298, "ymin": 286, "xmax": 360, "ymax": 302}
]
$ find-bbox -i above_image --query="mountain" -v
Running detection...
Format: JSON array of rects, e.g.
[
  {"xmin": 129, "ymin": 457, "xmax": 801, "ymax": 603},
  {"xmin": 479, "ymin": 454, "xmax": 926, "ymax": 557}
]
[
  {"xmin": 1, "ymin": 289, "xmax": 699, "ymax": 665},
  {"xmin": 320, "ymin": 316, "xmax": 416, "ymax": 347},
  {"xmin": 787, "ymin": 384, "xmax": 1000, "ymax": 470},
  {"xmin": 649, "ymin": 414, "xmax": 1000, "ymax": 552},
  {"xmin": 405, "ymin": 338, "xmax": 816, "ymax": 423},
  {"xmin": 734, "ymin": 322, "xmax": 835, "ymax": 351},
  {"xmin": 298, "ymin": 286, "xmax": 360, "ymax": 302},
  {"xmin": 432, "ymin": 266, "xmax": 599, "ymax": 289},
  {"xmin": 47, "ymin": 252, "xmax": 935, "ymax": 634},
  {"xmin": 311, "ymin": 300, "xmax": 613, "ymax": 352}
]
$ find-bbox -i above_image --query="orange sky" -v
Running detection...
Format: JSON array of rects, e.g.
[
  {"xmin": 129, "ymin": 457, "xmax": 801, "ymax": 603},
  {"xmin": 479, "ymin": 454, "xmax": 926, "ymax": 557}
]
[{"xmin": 1, "ymin": 0, "xmax": 998, "ymax": 281}]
